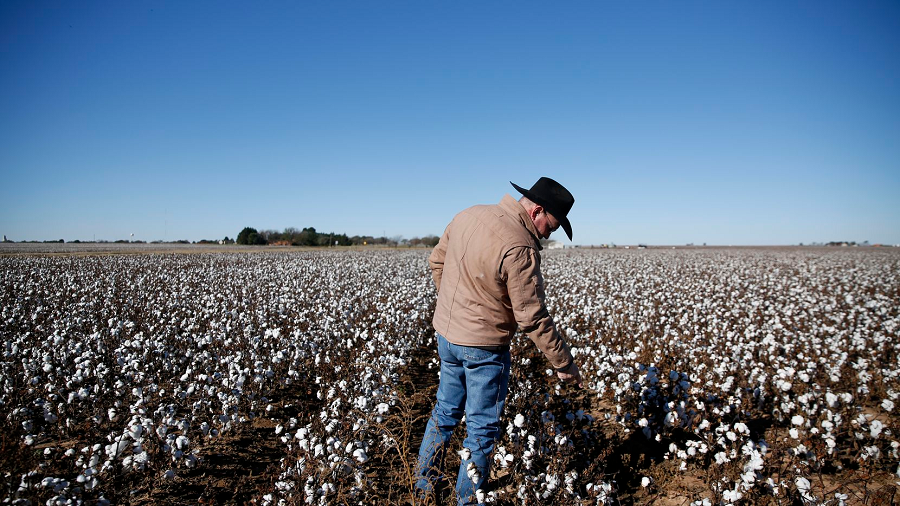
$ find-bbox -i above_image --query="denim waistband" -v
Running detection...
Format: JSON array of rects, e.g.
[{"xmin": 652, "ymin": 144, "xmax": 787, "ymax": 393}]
[
  {"xmin": 436, "ymin": 333, "xmax": 509, "ymax": 352},
  {"xmin": 466, "ymin": 344, "xmax": 510, "ymax": 352}
]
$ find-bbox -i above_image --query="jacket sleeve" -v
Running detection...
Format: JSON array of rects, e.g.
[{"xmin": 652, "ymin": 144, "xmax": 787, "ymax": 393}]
[
  {"xmin": 501, "ymin": 246, "xmax": 573, "ymax": 370},
  {"xmin": 429, "ymin": 223, "xmax": 450, "ymax": 293}
]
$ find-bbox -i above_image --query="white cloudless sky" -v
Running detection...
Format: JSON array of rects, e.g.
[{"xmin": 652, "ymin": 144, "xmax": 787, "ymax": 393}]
[{"xmin": 1, "ymin": 1, "xmax": 898, "ymax": 245}]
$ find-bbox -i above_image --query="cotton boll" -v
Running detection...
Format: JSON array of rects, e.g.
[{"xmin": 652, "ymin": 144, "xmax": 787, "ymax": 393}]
[
  {"xmin": 106, "ymin": 439, "xmax": 132, "ymax": 459},
  {"xmin": 869, "ymin": 421, "xmax": 884, "ymax": 439},
  {"xmin": 466, "ymin": 462, "xmax": 480, "ymax": 483}
]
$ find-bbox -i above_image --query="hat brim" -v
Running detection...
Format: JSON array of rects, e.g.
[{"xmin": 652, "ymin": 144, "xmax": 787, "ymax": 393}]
[{"xmin": 511, "ymin": 182, "xmax": 573, "ymax": 241}]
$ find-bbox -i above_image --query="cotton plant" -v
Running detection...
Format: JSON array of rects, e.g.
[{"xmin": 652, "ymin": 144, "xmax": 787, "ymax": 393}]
[{"xmin": 3, "ymin": 247, "xmax": 899, "ymax": 504}]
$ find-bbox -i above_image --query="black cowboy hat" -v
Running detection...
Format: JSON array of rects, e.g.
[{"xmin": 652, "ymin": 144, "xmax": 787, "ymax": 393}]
[{"xmin": 510, "ymin": 177, "xmax": 574, "ymax": 240}]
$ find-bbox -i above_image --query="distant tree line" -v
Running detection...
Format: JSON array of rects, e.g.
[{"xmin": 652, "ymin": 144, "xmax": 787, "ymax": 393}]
[{"xmin": 235, "ymin": 227, "xmax": 439, "ymax": 248}]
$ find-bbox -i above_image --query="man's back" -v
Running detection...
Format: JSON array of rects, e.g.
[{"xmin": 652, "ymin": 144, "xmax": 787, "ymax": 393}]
[{"xmin": 430, "ymin": 194, "xmax": 538, "ymax": 347}]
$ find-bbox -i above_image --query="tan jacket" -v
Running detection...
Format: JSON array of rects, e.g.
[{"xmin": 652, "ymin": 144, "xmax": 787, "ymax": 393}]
[{"xmin": 430, "ymin": 194, "xmax": 574, "ymax": 370}]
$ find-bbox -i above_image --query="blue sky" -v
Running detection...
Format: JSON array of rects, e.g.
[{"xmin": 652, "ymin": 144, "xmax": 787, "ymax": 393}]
[{"xmin": 2, "ymin": 1, "xmax": 898, "ymax": 245}]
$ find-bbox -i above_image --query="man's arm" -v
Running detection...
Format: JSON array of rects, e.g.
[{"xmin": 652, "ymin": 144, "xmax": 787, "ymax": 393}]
[
  {"xmin": 429, "ymin": 223, "xmax": 450, "ymax": 292},
  {"xmin": 502, "ymin": 247, "xmax": 582, "ymax": 386}
]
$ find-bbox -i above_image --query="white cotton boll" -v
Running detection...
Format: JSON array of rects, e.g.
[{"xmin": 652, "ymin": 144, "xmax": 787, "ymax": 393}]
[
  {"xmin": 723, "ymin": 488, "xmax": 743, "ymax": 502},
  {"xmin": 789, "ymin": 428, "xmax": 800, "ymax": 439},
  {"xmin": 863, "ymin": 446, "xmax": 881, "ymax": 459},
  {"xmin": 746, "ymin": 455, "xmax": 764, "ymax": 472},
  {"xmin": 106, "ymin": 440, "xmax": 130, "ymax": 459},
  {"xmin": 641, "ymin": 476, "xmax": 651, "ymax": 488},
  {"xmin": 467, "ymin": 462, "xmax": 480, "ymax": 482},
  {"xmin": 741, "ymin": 471, "xmax": 755, "ymax": 486},
  {"xmin": 163, "ymin": 469, "xmax": 175, "ymax": 479},
  {"xmin": 352, "ymin": 449, "xmax": 368, "ymax": 463},
  {"xmin": 132, "ymin": 451, "xmax": 149, "ymax": 470},
  {"xmin": 514, "ymin": 413, "xmax": 525, "ymax": 428},
  {"xmin": 375, "ymin": 403, "xmax": 389, "ymax": 415},
  {"xmin": 108, "ymin": 408, "xmax": 118, "ymax": 422},
  {"xmin": 791, "ymin": 415, "xmax": 805, "ymax": 426},
  {"xmin": 458, "ymin": 448, "xmax": 471, "ymax": 461},
  {"xmin": 795, "ymin": 476, "xmax": 812, "ymax": 499},
  {"xmin": 475, "ymin": 489, "xmax": 485, "ymax": 503},
  {"xmin": 870, "ymin": 420, "xmax": 884, "ymax": 439},
  {"xmin": 175, "ymin": 436, "xmax": 189, "ymax": 450},
  {"xmin": 883, "ymin": 399, "xmax": 895, "ymax": 412}
]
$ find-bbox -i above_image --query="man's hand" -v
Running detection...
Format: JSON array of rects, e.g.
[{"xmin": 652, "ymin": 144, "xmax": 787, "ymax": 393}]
[{"xmin": 556, "ymin": 361, "xmax": 583, "ymax": 388}]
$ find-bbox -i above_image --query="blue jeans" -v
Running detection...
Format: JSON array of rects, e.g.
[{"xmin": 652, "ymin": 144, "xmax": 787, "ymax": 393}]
[{"xmin": 415, "ymin": 333, "xmax": 511, "ymax": 505}]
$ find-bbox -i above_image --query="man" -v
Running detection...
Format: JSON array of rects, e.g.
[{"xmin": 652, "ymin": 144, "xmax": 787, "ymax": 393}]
[{"xmin": 415, "ymin": 177, "xmax": 583, "ymax": 505}]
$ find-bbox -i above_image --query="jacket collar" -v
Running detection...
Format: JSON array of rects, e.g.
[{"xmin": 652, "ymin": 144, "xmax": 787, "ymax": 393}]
[{"xmin": 499, "ymin": 194, "xmax": 543, "ymax": 250}]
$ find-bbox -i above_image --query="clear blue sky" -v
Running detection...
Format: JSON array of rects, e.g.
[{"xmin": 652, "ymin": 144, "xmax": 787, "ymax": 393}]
[{"xmin": 2, "ymin": 1, "xmax": 898, "ymax": 245}]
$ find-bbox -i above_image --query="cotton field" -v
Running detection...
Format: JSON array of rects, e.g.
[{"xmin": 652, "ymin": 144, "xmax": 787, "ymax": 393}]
[{"xmin": 1, "ymin": 246, "xmax": 898, "ymax": 505}]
